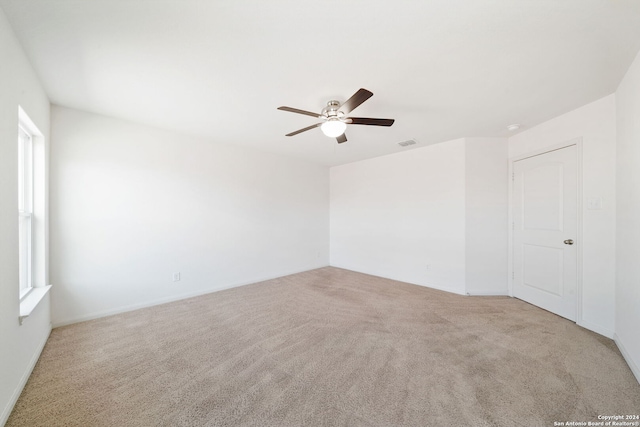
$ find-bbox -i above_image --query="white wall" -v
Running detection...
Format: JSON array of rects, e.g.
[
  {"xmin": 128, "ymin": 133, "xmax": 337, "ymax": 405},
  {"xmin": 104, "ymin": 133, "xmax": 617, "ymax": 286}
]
[
  {"xmin": 330, "ymin": 139, "xmax": 468, "ymax": 294},
  {"xmin": 508, "ymin": 95, "xmax": 617, "ymax": 338},
  {"xmin": 50, "ymin": 106, "xmax": 329, "ymax": 326},
  {"xmin": 329, "ymin": 137, "xmax": 509, "ymax": 296},
  {"xmin": 465, "ymin": 138, "xmax": 509, "ymax": 295},
  {"xmin": 615, "ymin": 49, "xmax": 640, "ymax": 382},
  {"xmin": 0, "ymin": 8, "xmax": 52, "ymax": 425}
]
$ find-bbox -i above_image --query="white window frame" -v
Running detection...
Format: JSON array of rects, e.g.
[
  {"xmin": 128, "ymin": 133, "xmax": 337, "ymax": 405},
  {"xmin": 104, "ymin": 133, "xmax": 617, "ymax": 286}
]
[
  {"xmin": 18, "ymin": 124, "xmax": 34, "ymax": 300},
  {"xmin": 17, "ymin": 106, "xmax": 51, "ymax": 325}
]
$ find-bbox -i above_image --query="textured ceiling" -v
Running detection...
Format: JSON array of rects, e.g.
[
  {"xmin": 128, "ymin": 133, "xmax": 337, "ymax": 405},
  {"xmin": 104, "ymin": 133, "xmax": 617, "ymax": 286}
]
[{"xmin": 2, "ymin": 0, "xmax": 640, "ymax": 166}]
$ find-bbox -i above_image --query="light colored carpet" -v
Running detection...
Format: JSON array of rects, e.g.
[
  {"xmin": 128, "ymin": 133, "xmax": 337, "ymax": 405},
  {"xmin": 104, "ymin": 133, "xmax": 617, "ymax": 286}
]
[{"xmin": 7, "ymin": 267, "xmax": 640, "ymax": 426}]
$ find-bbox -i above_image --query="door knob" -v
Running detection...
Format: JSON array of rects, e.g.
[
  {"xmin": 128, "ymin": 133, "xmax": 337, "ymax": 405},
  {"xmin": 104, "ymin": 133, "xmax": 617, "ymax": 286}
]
[{"xmin": 564, "ymin": 239, "xmax": 574, "ymax": 245}]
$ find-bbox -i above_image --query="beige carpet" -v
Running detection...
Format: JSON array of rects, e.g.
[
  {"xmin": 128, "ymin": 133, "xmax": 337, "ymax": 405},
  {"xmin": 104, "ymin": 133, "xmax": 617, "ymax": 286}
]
[{"xmin": 7, "ymin": 267, "xmax": 640, "ymax": 426}]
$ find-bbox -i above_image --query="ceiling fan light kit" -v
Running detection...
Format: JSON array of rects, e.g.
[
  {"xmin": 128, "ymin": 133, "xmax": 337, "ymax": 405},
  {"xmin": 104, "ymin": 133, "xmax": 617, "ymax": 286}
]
[
  {"xmin": 321, "ymin": 119, "xmax": 347, "ymax": 137},
  {"xmin": 278, "ymin": 88, "xmax": 395, "ymax": 144}
]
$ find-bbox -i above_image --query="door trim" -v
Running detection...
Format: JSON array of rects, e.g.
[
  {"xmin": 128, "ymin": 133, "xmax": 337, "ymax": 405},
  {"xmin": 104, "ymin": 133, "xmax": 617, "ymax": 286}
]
[{"xmin": 508, "ymin": 138, "xmax": 583, "ymax": 324}]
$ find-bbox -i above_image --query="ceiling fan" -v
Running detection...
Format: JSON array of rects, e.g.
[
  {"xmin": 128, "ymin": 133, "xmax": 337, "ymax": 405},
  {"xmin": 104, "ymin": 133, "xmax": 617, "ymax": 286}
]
[{"xmin": 278, "ymin": 88, "xmax": 395, "ymax": 144}]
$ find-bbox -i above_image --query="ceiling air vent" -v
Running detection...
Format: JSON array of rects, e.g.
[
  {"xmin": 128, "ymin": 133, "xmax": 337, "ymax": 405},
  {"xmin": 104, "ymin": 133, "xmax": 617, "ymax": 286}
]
[{"xmin": 398, "ymin": 139, "xmax": 417, "ymax": 147}]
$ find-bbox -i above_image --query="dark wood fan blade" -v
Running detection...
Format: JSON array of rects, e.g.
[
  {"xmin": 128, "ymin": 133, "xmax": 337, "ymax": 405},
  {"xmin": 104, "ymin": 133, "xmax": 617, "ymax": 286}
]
[
  {"xmin": 347, "ymin": 117, "xmax": 395, "ymax": 126},
  {"xmin": 336, "ymin": 133, "xmax": 347, "ymax": 144},
  {"xmin": 278, "ymin": 106, "xmax": 320, "ymax": 118},
  {"xmin": 285, "ymin": 123, "xmax": 321, "ymax": 137},
  {"xmin": 339, "ymin": 88, "xmax": 373, "ymax": 114}
]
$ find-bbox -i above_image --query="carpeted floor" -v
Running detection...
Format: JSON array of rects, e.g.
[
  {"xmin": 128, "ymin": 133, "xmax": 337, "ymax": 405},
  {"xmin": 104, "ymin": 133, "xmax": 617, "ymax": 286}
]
[{"xmin": 7, "ymin": 267, "xmax": 640, "ymax": 426}]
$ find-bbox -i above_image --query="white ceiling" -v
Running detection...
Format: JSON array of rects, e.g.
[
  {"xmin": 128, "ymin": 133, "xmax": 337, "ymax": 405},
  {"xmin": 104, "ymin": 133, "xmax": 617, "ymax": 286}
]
[{"xmin": 3, "ymin": 0, "xmax": 640, "ymax": 166}]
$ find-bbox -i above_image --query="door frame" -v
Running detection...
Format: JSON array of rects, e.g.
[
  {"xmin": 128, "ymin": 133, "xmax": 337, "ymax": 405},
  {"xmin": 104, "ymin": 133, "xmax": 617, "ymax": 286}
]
[{"xmin": 507, "ymin": 137, "xmax": 583, "ymax": 324}]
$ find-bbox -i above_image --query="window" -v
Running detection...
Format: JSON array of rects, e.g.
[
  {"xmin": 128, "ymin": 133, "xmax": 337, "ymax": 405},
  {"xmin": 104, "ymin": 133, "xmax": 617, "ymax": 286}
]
[
  {"xmin": 17, "ymin": 107, "xmax": 50, "ymax": 324},
  {"xmin": 18, "ymin": 124, "xmax": 33, "ymax": 299}
]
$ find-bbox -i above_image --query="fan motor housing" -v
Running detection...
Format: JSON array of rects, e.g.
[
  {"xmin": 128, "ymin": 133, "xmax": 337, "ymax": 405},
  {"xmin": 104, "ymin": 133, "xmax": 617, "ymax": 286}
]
[{"xmin": 322, "ymin": 100, "xmax": 343, "ymax": 118}]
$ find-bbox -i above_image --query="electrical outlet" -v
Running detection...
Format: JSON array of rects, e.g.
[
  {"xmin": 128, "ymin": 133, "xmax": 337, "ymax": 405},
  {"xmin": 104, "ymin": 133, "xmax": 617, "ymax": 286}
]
[
  {"xmin": 173, "ymin": 272, "xmax": 180, "ymax": 282},
  {"xmin": 426, "ymin": 264, "xmax": 431, "ymax": 271},
  {"xmin": 587, "ymin": 197, "xmax": 603, "ymax": 210}
]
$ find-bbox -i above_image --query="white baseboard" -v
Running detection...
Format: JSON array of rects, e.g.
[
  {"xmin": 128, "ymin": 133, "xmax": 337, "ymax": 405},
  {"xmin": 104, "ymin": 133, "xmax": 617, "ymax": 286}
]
[
  {"xmin": 410, "ymin": 281, "xmax": 467, "ymax": 296},
  {"xmin": 466, "ymin": 291, "xmax": 510, "ymax": 296},
  {"xmin": 52, "ymin": 264, "xmax": 330, "ymax": 328},
  {"xmin": 577, "ymin": 319, "xmax": 614, "ymax": 339},
  {"xmin": 614, "ymin": 333, "xmax": 640, "ymax": 385},
  {"xmin": 328, "ymin": 264, "xmax": 467, "ymax": 296},
  {"xmin": 0, "ymin": 326, "xmax": 51, "ymax": 426}
]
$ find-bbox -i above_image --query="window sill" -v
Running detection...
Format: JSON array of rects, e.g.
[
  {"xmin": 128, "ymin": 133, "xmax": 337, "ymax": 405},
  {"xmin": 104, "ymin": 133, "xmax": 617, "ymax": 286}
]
[{"xmin": 19, "ymin": 285, "xmax": 52, "ymax": 325}]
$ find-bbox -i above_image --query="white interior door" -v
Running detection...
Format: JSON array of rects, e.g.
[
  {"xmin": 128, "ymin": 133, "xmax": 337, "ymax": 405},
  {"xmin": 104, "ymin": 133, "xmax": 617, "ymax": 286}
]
[{"xmin": 512, "ymin": 145, "xmax": 578, "ymax": 321}]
